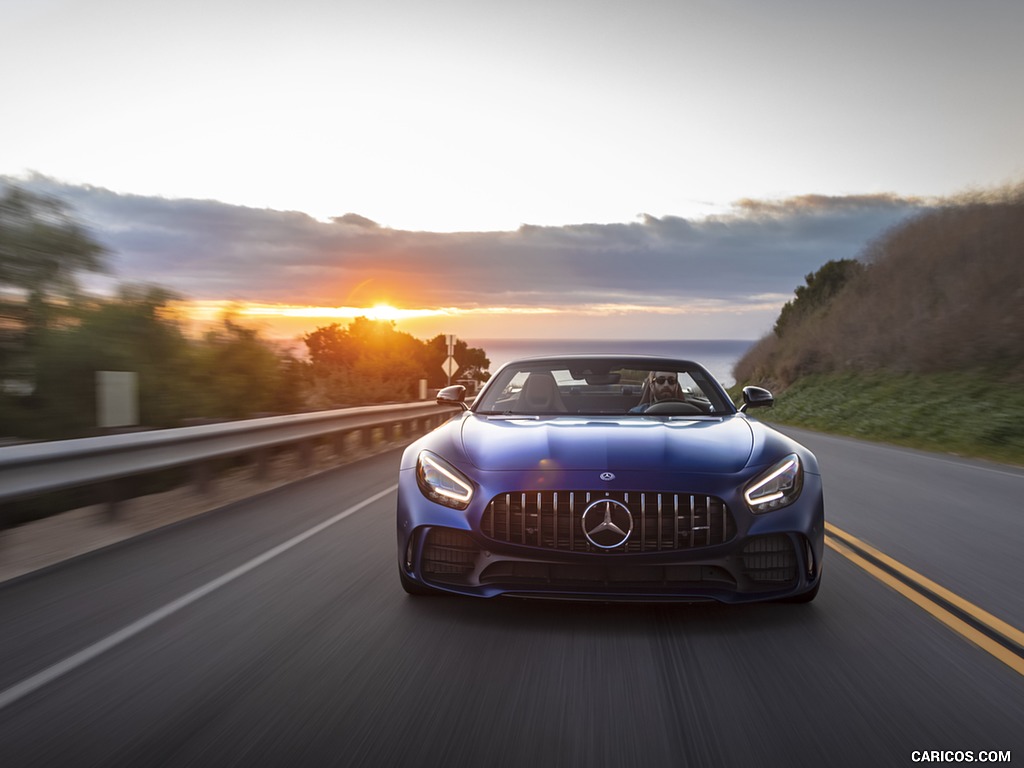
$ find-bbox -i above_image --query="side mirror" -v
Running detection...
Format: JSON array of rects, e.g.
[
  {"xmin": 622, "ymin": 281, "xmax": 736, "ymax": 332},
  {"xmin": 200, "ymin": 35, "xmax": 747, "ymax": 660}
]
[
  {"xmin": 437, "ymin": 385, "xmax": 469, "ymax": 410},
  {"xmin": 740, "ymin": 386, "xmax": 774, "ymax": 412}
]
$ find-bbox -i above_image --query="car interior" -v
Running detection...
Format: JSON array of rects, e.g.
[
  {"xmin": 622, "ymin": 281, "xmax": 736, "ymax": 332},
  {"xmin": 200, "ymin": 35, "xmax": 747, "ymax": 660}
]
[{"xmin": 481, "ymin": 364, "xmax": 723, "ymax": 416}]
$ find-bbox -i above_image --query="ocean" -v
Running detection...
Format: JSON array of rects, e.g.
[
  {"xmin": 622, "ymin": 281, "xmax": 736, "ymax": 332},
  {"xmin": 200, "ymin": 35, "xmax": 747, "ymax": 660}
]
[{"xmin": 465, "ymin": 339, "xmax": 755, "ymax": 388}]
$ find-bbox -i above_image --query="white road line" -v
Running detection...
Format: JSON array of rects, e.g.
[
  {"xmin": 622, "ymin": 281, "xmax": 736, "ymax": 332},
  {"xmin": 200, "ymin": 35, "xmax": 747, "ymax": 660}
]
[{"xmin": 0, "ymin": 484, "xmax": 398, "ymax": 712}]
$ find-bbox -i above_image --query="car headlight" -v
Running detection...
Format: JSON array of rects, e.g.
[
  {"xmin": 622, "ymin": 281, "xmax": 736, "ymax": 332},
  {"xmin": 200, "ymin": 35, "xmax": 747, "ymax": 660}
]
[
  {"xmin": 416, "ymin": 451, "xmax": 474, "ymax": 510},
  {"xmin": 744, "ymin": 454, "xmax": 803, "ymax": 513}
]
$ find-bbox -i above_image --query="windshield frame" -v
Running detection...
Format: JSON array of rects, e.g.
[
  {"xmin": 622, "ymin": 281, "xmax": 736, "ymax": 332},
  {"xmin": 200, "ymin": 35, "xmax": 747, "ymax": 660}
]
[{"xmin": 471, "ymin": 356, "xmax": 738, "ymax": 417}]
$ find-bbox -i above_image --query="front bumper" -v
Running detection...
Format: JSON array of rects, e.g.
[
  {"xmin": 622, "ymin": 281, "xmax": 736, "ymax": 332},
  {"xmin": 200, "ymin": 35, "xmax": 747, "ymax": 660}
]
[{"xmin": 396, "ymin": 465, "xmax": 824, "ymax": 603}]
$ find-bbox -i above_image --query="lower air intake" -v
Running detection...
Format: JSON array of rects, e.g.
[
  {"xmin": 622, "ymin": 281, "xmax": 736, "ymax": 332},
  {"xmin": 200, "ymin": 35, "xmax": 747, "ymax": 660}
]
[
  {"xmin": 740, "ymin": 534, "xmax": 798, "ymax": 586},
  {"xmin": 421, "ymin": 528, "xmax": 478, "ymax": 585}
]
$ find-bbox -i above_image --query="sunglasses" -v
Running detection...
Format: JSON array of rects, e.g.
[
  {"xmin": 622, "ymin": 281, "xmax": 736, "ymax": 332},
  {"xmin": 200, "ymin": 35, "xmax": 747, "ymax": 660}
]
[{"xmin": 653, "ymin": 376, "xmax": 677, "ymax": 385}]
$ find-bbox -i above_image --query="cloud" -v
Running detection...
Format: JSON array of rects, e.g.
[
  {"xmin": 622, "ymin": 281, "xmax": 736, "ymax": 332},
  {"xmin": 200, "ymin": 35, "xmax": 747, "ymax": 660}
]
[
  {"xmin": 330, "ymin": 213, "xmax": 381, "ymax": 229},
  {"xmin": 4, "ymin": 174, "xmax": 928, "ymax": 312}
]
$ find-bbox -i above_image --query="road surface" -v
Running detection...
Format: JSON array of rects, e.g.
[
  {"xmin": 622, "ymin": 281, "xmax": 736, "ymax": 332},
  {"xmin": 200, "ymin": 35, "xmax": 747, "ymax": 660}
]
[{"xmin": 1, "ymin": 428, "xmax": 1021, "ymax": 766}]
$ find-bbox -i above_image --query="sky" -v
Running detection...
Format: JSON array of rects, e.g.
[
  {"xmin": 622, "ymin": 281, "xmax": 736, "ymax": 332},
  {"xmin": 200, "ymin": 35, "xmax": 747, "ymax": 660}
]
[{"xmin": 2, "ymin": 0, "xmax": 1022, "ymax": 341}]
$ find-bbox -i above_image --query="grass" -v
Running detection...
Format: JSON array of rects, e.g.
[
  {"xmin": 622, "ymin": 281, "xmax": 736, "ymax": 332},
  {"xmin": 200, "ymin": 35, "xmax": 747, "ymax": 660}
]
[{"xmin": 731, "ymin": 371, "xmax": 1024, "ymax": 467}]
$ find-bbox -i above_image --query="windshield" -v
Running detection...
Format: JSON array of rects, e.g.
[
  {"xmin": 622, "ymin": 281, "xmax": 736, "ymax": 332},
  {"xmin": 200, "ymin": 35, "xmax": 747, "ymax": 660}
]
[{"xmin": 473, "ymin": 358, "xmax": 735, "ymax": 416}]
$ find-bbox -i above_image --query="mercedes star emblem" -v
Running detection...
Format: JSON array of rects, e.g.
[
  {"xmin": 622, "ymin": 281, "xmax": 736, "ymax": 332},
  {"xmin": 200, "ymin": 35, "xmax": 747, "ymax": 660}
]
[
  {"xmin": 600, "ymin": 472, "xmax": 615, "ymax": 481},
  {"xmin": 581, "ymin": 499, "xmax": 633, "ymax": 549}
]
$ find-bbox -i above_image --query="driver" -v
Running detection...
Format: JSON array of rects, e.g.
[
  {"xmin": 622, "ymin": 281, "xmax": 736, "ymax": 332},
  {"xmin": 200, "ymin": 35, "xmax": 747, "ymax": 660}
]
[{"xmin": 630, "ymin": 371, "xmax": 684, "ymax": 412}]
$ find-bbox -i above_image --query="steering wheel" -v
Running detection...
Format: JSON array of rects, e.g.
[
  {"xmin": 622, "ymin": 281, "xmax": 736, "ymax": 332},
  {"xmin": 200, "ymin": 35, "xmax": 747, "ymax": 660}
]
[{"xmin": 644, "ymin": 400, "xmax": 704, "ymax": 415}]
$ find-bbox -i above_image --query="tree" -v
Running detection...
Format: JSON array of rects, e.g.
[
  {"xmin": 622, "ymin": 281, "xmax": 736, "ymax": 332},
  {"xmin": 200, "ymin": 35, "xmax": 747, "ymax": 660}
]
[
  {"xmin": 424, "ymin": 335, "xmax": 491, "ymax": 388},
  {"xmin": 0, "ymin": 185, "xmax": 108, "ymax": 335},
  {"xmin": 304, "ymin": 318, "xmax": 431, "ymax": 405},
  {"xmin": 6, "ymin": 289, "xmax": 308, "ymax": 439},
  {"xmin": 304, "ymin": 322, "xmax": 358, "ymax": 372},
  {"xmin": 0, "ymin": 185, "xmax": 108, "ymax": 390},
  {"xmin": 190, "ymin": 315, "xmax": 298, "ymax": 419},
  {"xmin": 27, "ymin": 286, "xmax": 192, "ymax": 437},
  {"xmin": 773, "ymin": 259, "xmax": 864, "ymax": 338}
]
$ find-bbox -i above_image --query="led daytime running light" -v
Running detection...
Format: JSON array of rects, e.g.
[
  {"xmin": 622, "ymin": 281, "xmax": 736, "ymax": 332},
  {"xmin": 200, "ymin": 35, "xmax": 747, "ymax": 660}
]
[
  {"xmin": 744, "ymin": 454, "xmax": 802, "ymax": 513},
  {"xmin": 417, "ymin": 452, "xmax": 474, "ymax": 509}
]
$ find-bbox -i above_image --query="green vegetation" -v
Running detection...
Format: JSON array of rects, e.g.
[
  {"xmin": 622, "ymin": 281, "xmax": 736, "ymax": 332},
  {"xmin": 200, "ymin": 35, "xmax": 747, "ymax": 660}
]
[
  {"xmin": 734, "ymin": 372, "xmax": 1024, "ymax": 465},
  {"xmin": 1, "ymin": 186, "xmax": 108, "ymax": 386},
  {"xmin": 0, "ymin": 183, "xmax": 489, "ymax": 442},
  {"xmin": 773, "ymin": 258, "xmax": 863, "ymax": 339},
  {"xmin": 303, "ymin": 319, "xmax": 489, "ymax": 409},
  {"xmin": 2, "ymin": 287, "xmax": 309, "ymax": 440},
  {"xmin": 733, "ymin": 182, "xmax": 1024, "ymax": 465}
]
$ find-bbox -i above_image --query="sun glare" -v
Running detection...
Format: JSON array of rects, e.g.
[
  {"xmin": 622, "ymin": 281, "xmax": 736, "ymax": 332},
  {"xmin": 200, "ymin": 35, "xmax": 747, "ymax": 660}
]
[
  {"xmin": 227, "ymin": 302, "xmax": 466, "ymax": 325},
  {"xmin": 174, "ymin": 300, "xmax": 755, "ymax": 342},
  {"xmin": 366, "ymin": 303, "xmax": 402, "ymax": 321}
]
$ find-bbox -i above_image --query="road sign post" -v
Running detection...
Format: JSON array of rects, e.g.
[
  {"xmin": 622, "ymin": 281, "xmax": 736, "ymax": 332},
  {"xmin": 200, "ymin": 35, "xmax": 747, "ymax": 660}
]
[
  {"xmin": 443, "ymin": 355, "xmax": 458, "ymax": 385},
  {"xmin": 443, "ymin": 335, "xmax": 458, "ymax": 385}
]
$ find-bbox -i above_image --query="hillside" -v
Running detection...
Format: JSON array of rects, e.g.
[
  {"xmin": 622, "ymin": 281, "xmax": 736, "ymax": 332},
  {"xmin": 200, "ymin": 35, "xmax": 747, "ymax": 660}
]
[
  {"xmin": 732, "ymin": 182, "xmax": 1024, "ymax": 464},
  {"xmin": 735, "ymin": 183, "xmax": 1023, "ymax": 388}
]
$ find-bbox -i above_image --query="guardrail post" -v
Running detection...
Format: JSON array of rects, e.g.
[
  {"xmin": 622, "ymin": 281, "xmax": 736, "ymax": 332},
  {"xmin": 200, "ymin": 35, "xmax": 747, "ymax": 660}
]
[
  {"xmin": 103, "ymin": 479, "xmax": 129, "ymax": 520},
  {"xmin": 333, "ymin": 431, "xmax": 348, "ymax": 459},
  {"xmin": 193, "ymin": 462, "xmax": 214, "ymax": 495},
  {"xmin": 298, "ymin": 439, "xmax": 315, "ymax": 471},
  {"xmin": 254, "ymin": 448, "xmax": 272, "ymax": 481}
]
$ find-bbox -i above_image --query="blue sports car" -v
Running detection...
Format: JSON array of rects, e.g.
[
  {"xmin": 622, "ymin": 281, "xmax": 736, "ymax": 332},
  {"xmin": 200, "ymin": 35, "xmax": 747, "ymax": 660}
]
[{"xmin": 396, "ymin": 355, "xmax": 824, "ymax": 603}]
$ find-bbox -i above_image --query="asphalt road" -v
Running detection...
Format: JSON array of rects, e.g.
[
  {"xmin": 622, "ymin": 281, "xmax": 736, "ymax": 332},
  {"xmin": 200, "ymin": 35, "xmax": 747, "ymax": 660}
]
[{"xmin": 1, "ymin": 430, "xmax": 1022, "ymax": 767}]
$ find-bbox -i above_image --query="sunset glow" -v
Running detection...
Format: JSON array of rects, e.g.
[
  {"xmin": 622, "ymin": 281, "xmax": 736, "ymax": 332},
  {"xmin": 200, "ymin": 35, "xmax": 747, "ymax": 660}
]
[
  {"xmin": 7, "ymin": 0, "xmax": 1021, "ymax": 342},
  {"xmin": 172, "ymin": 297, "xmax": 794, "ymax": 343},
  {"xmin": 183, "ymin": 301, "xmax": 559, "ymax": 326},
  {"xmin": 236, "ymin": 303, "xmax": 447, "ymax": 322}
]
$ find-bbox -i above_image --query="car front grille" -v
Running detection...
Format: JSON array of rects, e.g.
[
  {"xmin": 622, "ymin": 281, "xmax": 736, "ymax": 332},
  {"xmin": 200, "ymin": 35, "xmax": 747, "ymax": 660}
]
[{"xmin": 481, "ymin": 490, "xmax": 735, "ymax": 553}]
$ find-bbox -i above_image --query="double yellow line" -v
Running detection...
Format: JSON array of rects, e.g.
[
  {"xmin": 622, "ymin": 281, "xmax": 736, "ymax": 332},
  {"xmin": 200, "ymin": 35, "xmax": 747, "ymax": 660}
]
[{"xmin": 824, "ymin": 522, "xmax": 1024, "ymax": 677}]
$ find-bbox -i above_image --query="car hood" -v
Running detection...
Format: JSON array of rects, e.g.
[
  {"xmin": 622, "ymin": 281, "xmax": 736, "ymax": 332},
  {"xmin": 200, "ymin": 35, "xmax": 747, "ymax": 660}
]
[{"xmin": 460, "ymin": 415, "xmax": 754, "ymax": 474}]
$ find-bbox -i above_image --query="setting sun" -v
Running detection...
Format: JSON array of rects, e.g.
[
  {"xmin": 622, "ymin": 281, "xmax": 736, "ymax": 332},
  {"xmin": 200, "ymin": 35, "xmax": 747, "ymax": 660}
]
[
  {"xmin": 172, "ymin": 298, "xmax": 777, "ymax": 343},
  {"xmin": 365, "ymin": 304, "xmax": 404, "ymax": 321},
  {"xmin": 181, "ymin": 302, "xmax": 450, "ymax": 324}
]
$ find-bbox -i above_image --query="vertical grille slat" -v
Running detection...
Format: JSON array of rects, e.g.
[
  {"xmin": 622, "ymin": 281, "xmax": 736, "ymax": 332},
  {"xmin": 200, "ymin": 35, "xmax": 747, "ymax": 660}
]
[
  {"xmin": 707, "ymin": 497, "xmax": 713, "ymax": 547},
  {"xmin": 674, "ymin": 495, "xmax": 679, "ymax": 550},
  {"xmin": 483, "ymin": 490, "xmax": 734, "ymax": 553},
  {"xmin": 689, "ymin": 496, "xmax": 695, "ymax": 542},
  {"xmin": 520, "ymin": 492, "xmax": 526, "ymax": 544},
  {"xmin": 552, "ymin": 492, "xmax": 559, "ymax": 549},
  {"xmin": 569, "ymin": 492, "xmax": 576, "ymax": 550},
  {"xmin": 536, "ymin": 492, "xmax": 543, "ymax": 547},
  {"xmin": 657, "ymin": 494, "xmax": 664, "ymax": 551},
  {"xmin": 640, "ymin": 493, "xmax": 646, "ymax": 551}
]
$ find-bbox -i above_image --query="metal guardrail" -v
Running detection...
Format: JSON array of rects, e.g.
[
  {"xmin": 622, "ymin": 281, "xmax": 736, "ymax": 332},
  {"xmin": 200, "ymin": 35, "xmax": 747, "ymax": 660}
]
[{"xmin": 0, "ymin": 401, "xmax": 458, "ymax": 509}]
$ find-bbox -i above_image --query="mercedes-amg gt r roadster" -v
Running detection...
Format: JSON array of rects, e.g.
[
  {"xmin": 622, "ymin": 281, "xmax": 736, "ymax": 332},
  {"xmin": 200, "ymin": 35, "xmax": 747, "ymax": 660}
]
[{"xmin": 396, "ymin": 355, "xmax": 823, "ymax": 603}]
